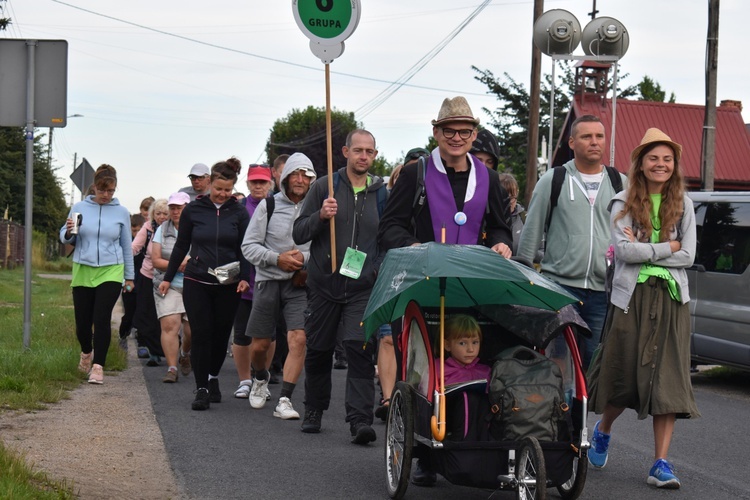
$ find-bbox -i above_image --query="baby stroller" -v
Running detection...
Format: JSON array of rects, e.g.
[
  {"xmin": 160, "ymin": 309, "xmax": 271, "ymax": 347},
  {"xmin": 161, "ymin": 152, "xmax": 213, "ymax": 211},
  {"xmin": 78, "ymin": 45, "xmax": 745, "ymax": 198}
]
[{"xmin": 362, "ymin": 243, "xmax": 591, "ymax": 499}]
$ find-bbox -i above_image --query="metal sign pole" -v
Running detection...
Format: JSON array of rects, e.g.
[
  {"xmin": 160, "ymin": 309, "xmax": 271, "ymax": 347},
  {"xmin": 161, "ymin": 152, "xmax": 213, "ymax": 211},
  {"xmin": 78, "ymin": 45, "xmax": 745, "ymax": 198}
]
[{"xmin": 23, "ymin": 40, "xmax": 38, "ymax": 350}]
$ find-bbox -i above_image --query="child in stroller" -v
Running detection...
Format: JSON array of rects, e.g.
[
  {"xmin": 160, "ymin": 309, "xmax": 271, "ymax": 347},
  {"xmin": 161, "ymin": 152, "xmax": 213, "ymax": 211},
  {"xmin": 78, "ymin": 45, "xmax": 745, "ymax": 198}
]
[{"xmin": 413, "ymin": 314, "xmax": 492, "ymax": 486}]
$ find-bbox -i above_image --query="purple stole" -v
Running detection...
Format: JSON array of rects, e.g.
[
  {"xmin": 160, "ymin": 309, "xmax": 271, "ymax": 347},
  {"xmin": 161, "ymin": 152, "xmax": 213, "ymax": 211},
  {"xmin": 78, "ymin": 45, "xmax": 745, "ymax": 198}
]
[{"xmin": 425, "ymin": 149, "xmax": 489, "ymax": 244}]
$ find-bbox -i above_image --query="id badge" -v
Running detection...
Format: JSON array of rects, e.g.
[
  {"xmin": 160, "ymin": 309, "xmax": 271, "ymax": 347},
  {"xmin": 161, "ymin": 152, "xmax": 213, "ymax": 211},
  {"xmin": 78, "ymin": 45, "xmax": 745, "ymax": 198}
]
[{"xmin": 339, "ymin": 247, "xmax": 366, "ymax": 279}]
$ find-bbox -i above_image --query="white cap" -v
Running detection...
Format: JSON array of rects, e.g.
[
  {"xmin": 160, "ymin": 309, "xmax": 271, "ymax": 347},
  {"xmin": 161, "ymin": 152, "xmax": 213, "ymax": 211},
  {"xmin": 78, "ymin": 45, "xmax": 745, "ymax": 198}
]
[{"xmin": 188, "ymin": 163, "xmax": 210, "ymax": 177}]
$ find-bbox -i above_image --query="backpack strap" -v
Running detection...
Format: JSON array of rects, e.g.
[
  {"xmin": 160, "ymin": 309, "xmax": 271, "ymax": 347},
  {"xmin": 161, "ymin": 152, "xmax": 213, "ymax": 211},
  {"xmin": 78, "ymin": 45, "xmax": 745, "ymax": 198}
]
[
  {"xmin": 544, "ymin": 166, "xmax": 567, "ymax": 238},
  {"xmin": 266, "ymin": 195, "xmax": 275, "ymax": 225},
  {"xmin": 545, "ymin": 165, "xmax": 623, "ymax": 234},
  {"xmin": 333, "ymin": 170, "xmax": 387, "ymax": 217},
  {"xmin": 410, "ymin": 157, "xmax": 427, "ymax": 235},
  {"xmin": 604, "ymin": 166, "xmax": 623, "ymax": 194}
]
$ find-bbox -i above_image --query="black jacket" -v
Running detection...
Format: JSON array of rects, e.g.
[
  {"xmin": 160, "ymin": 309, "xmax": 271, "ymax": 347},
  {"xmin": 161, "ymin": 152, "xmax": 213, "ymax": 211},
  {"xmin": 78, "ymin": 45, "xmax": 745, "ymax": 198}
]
[
  {"xmin": 164, "ymin": 195, "xmax": 250, "ymax": 284},
  {"xmin": 293, "ymin": 167, "xmax": 386, "ymax": 301},
  {"xmin": 377, "ymin": 158, "xmax": 513, "ymax": 251}
]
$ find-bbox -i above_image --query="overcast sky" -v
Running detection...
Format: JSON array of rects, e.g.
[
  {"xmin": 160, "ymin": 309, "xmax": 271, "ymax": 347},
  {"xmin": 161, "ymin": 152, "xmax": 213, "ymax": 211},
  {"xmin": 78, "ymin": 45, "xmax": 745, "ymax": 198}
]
[{"xmin": 5, "ymin": 0, "xmax": 748, "ymax": 212}]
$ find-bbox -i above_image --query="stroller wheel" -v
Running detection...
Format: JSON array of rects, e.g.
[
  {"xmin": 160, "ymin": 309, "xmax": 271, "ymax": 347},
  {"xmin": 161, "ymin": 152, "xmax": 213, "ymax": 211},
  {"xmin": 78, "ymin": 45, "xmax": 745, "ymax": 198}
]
[
  {"xmin": 557, "ymin": 448, "xmax": 588, "ymax": 499},
  {"xmin": 516, "ymin": 436, "xmax": 547, "ymax": 500},
  {"xmin": 385, "ymin": 381, "xmax": 414, "ymax": 499}
]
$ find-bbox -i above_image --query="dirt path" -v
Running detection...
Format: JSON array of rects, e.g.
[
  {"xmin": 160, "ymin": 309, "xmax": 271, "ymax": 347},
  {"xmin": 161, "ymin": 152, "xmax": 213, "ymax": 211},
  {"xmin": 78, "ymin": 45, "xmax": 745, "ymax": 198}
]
[{"xmin": 0, "ymin": 299, "xmax": 179, "ymax": 499}]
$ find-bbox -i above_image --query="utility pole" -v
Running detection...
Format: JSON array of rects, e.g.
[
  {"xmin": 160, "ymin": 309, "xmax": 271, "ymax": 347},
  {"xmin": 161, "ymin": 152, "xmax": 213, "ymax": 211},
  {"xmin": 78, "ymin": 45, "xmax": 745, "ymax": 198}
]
[
  {"xmin": 701, "ymin": 0, "xmax": 719, "ymax": 191},
  {"xmin": 525, "ymin": 0, "xmax": 543, "ymax": 203},
  {"xmin": 588, "ymin": 0, "xmax": 599, "ymax": 20}
]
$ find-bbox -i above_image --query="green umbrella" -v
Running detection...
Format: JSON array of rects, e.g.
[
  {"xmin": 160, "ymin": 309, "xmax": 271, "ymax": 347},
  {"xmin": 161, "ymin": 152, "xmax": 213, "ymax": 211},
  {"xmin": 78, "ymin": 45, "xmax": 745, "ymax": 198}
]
[{"xmin": 362, "ymin": 242, "xmax": 579, "ymax": 338}]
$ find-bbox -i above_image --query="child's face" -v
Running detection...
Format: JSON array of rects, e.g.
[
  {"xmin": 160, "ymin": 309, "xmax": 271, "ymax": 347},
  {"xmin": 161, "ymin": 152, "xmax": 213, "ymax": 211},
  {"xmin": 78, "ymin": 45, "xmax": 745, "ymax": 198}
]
[
  {"xmin": 445, "ymin": 336, "xmax": 480, "ymax": 366},
  {"xmin": 131, "ymin": 224, "xmax": 142, "ymax": 238}
]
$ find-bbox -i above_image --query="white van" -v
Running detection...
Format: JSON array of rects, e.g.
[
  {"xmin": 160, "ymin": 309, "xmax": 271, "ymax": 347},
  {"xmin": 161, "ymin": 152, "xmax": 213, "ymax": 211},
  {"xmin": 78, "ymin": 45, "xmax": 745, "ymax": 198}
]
[{"xmin": 687, "ymin": 191, "xmax": 750, "ymax": 371}]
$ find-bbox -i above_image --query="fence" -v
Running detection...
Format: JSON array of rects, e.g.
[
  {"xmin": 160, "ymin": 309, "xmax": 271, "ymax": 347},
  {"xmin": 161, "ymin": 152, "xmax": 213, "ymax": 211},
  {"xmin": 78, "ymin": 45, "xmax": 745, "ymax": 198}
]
[{"xmin": 0, "ymin": 220, "xmax": 25, "ymax": 269}]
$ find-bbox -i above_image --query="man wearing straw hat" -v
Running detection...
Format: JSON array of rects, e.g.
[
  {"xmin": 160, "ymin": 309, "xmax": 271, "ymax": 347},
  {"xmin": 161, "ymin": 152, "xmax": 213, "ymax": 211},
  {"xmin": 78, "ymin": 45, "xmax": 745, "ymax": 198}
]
[
  {"xmin": 377, "ymin": 96, "xmax": 513, "ymax": 255},
  {"xmin": 517, "ymin": 114, "xmax": 628, "ymax": 370},
  {"xmin": 293, "ymin": 129, "xmax": 387, "ymax": 444}
]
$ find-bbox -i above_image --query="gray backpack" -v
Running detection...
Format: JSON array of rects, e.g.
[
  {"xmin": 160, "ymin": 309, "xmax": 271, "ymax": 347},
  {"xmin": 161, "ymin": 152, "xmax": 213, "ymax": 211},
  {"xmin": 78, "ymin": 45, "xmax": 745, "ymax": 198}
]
[{"xmin": 488, "ymin": 346, "xmax": 571, "ymax": 442}]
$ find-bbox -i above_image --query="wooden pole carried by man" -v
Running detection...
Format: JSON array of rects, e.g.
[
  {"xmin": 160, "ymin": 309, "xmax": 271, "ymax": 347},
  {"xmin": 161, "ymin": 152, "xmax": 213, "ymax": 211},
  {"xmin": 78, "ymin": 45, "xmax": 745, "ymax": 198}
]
[{"xmin": 292, "ymin": 0, "xmax": 361, "ymax": 272}]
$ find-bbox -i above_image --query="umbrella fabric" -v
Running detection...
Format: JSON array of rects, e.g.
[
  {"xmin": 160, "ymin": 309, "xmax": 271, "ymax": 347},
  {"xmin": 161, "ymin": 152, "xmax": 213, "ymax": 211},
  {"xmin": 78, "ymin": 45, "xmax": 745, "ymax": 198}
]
[
  {"xmin": 362, "ymin": 243, "xmax": 579, "ymax": 338},
  {"xmin": 475, "ymin": 303, "xmax": 591, "ymax": 348}
]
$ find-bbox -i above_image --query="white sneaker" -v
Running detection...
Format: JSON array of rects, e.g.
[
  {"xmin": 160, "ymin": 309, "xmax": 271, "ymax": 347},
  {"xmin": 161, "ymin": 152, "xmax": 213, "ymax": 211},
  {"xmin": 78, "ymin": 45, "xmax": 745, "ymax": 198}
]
[
  {"xmin": 273, "ymin": 397, "xmax": 300, "ymax": 420},
  {"xmin": 234, "ymin": 380, "xmax": 252, "ymax": 399},
  {"xmin": 265, "ymin": 386, "xmax": 271, "ymax": 401},
  {"xmin": 249, "ymin": 378, "xmax": 269, "ymax": 409}
]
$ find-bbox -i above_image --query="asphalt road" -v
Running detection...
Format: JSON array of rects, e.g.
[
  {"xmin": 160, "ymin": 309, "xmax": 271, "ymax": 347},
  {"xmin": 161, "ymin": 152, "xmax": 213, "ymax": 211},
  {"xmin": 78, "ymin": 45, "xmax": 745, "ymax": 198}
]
[{"xmin": 140, "ymin": 353, "xmax": 750, "ymax": 500}]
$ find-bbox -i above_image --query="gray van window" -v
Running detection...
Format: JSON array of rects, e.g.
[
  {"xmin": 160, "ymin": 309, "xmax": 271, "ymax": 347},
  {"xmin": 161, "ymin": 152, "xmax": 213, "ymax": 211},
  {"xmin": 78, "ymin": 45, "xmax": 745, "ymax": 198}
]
[{"xmin": 694, "ymin": 201, "xmax": 750, "ymax": 274}]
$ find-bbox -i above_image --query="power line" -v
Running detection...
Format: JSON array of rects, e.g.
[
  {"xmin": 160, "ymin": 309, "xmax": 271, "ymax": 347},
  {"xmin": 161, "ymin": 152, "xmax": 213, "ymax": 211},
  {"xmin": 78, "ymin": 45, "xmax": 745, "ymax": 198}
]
[{"xmin": 49, "ymin": 0, "xmax": 488, "ymax": 97}]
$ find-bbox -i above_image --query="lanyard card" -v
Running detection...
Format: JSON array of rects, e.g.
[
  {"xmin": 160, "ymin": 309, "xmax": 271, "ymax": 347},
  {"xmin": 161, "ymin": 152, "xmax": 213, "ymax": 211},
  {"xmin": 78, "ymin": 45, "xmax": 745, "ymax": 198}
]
[{"xmin": 339, "ymin": 247, "xmax": 366, "ymax": 279}]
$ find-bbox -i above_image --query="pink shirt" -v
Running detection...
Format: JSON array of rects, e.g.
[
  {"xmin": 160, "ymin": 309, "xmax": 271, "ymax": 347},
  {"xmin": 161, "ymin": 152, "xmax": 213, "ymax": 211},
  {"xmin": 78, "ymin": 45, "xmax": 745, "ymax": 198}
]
[
  {"xmin": 439, "ymin": 356, "xmax": 491, "ymax": 386},
  {"xmin": 132, "ymin": 223, "xmax": 155, "ymax": 279}
]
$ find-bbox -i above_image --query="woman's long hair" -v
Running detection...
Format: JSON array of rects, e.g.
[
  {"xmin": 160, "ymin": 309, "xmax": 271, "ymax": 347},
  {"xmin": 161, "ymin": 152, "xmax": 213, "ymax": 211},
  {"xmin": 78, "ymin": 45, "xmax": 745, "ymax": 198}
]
[{"xmin": 615, "ymin": 142, "xmax": 685, "ymax": 242}]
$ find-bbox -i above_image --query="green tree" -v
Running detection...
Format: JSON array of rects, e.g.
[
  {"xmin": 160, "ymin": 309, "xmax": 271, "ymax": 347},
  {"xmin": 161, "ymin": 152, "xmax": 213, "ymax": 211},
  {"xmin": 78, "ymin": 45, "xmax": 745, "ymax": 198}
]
[
  {"xmin": 638, "ymin": 75, "xmax": 676, "ymax": 103},
  {"xmin": 0, "ymin": 128, "xmax": 68, "ymax": 248},
  {"xmin": 266, "ymin": 106, "xmax": 362, "ymax": 179}
]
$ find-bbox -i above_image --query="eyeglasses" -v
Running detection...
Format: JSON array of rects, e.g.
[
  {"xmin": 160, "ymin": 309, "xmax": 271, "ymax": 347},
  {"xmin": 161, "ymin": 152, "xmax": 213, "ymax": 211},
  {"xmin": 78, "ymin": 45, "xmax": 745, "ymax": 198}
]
[{"xmin": 440, "ymin": 127, "xmax": 474, "ymax": 140}]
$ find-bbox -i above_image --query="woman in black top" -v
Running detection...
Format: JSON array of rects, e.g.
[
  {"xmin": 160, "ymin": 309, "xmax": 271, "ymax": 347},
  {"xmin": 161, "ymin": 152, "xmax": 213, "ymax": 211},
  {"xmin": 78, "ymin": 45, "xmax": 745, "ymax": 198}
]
[{"xmin": 159, "ymin": 161, "xmax": 250, "ymax": 410}]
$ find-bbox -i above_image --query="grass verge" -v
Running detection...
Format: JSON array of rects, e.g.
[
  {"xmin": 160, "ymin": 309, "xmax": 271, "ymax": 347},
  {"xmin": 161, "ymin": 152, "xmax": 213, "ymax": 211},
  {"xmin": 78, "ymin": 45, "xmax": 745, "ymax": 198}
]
[{"xmin": 0, "ymin": 266, "xmax": 127, "ymax": 496}]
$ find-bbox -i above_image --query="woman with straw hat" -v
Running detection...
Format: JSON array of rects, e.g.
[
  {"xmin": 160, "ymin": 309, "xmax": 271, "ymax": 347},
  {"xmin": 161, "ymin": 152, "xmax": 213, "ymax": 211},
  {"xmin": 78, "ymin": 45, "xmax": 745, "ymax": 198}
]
[{"xmin": 588, "ymin": 128, "xmax": 700, "ymax": 489}]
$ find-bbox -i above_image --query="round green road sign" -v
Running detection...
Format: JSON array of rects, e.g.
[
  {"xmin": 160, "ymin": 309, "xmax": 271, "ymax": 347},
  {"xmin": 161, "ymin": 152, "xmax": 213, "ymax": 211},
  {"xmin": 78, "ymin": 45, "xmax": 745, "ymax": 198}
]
[{"xmin": 293, "ymin": 0, "xmax": 361, "ymax": 45}]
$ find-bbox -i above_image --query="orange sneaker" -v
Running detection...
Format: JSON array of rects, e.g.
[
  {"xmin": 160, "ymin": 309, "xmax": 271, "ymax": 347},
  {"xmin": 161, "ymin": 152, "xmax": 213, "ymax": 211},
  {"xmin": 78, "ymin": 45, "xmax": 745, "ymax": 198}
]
[
  {"xmin": 88, "ymin": 364, "xmax": 104, "ymax": 384},
  {"xmin": 78, "ymin": 351, "xmax": 93, "ymax": 374}
]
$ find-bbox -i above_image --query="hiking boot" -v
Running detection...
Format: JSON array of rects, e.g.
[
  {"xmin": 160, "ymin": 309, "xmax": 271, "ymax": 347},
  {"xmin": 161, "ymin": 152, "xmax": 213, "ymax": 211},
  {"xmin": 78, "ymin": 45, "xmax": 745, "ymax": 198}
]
[
  {"xmin": 411, "ymin": 459, "xmax": 437, "ymax": 487},
  {"xmin": 234, "ymin": 380, "xmax": 252, "ymax": 399},
  {"xmin": 350, "ymin": 422, "xmax": 376, "ymax": 445},
  {"xmin": 301, "ymin": 409, "xmax": 323, "ymax": 433},
  {"xmin": 588, "ymin": 421, "xmax": 610, "ymax": 468},
  {"xmin": 208, "ymin": 378, "xmax": 222, "ymax": 403},
  {"xmin": 249, "ymin": 378, "xmax": 269, "ymax": 409},
  {"xmin": 88, "ymin": 364, "xmax": 104, "ymax": 385},
  {"xmin": 333, "ymin": 358, "xmax": 348, "ymax": 370},
  {"xmin": 192, "ymin": 388, "xmax": 210, "ymax": 411},
  {"xmin": 178, "ymin": 354, "xmax": 192, "ymax": 376},
  {"xmin": 137, "ymin": 346, "xmax": 150, "ymax": 359},
  {"xmin": 163, "ymin": 369, "xmax": 178, "ymax": 383},
  {"xmin": 273, "ymin": 397, "xmax": 300, "ymax": 420},
  {"xmin": 146, "ymin": 354, "xmax": 161, "ymax": 367},
  {"xmin": 647, "ymin": 458, "xmax": 681, "ymax": 489},
  {"xmin": 78, "ymin": 351, "xmax": 93, "ymax": 374}
]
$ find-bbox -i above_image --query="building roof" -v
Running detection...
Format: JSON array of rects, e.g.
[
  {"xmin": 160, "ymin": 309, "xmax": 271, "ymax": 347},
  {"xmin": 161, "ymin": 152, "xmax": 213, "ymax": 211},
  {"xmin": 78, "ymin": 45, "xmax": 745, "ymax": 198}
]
[{"xmin": 553, "ymin": 97, "xmax": 750, "ymax": 189}]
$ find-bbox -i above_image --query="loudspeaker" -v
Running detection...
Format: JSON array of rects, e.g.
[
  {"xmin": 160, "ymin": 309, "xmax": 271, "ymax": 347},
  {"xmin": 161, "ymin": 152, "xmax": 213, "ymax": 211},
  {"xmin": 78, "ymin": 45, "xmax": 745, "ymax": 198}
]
[
  {"xmin": 532, "ymin": 9, "xmax": 582, "ymax": 56},
  {"xmin": 582, "ymin": 17, "xmax": 629, "ymax": 58}
]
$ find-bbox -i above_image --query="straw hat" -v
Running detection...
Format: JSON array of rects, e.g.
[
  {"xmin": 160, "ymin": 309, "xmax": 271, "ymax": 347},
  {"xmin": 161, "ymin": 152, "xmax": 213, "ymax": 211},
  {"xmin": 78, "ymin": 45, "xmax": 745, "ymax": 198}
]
[
  {"xmin": 631, "ymin": 128, "xmax": 682, "ymax": 164},
  {"xmin": 431, "ymin": 96, "xmax": 480, "ymax": 127}
]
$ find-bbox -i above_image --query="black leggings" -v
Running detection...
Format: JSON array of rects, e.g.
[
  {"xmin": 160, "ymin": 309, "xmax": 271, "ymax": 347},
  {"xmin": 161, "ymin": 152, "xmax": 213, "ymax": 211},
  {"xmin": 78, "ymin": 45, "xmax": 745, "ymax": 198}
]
[
  {"xmin": 183, "ymin": 279, "xmax": 241, "ymax": 390},
  {"xmin": 72, "ymin": 282, "xmax": 122, "ymax": 366}
]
